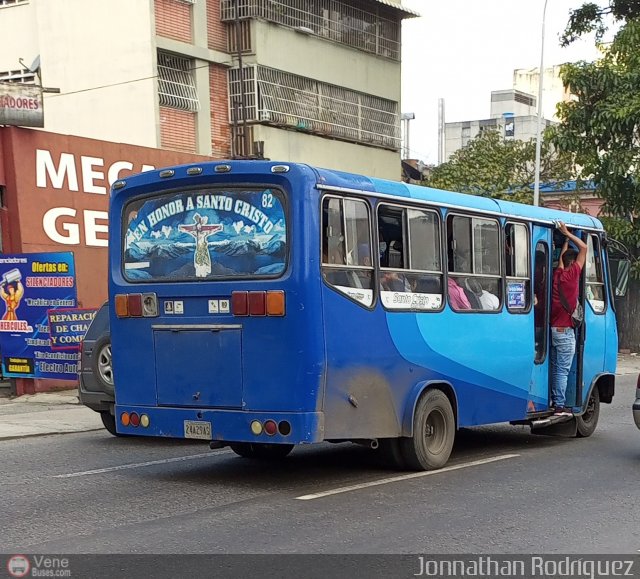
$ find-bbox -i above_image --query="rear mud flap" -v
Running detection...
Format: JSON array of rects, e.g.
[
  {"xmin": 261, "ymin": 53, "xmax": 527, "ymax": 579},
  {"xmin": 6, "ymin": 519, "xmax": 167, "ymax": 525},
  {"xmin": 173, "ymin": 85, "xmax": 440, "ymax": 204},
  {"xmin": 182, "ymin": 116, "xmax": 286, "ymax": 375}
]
[{"xmin": 530, "ymin": 415, "xmax": 577, "ymax": 437}]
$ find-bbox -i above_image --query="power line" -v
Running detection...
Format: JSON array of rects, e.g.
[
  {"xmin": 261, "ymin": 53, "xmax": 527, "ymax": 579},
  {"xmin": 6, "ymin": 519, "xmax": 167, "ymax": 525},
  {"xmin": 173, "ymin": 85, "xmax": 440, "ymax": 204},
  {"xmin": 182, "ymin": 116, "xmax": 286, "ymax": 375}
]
[{"xmin": 45, "ymin": 63, "xmax": 212, "ymax": 99}]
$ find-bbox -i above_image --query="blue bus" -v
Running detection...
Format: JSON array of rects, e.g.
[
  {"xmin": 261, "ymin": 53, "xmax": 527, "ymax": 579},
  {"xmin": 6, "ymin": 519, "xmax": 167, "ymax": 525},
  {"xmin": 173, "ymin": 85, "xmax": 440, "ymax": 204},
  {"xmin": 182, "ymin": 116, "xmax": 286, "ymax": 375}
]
[{"xmin": 109, "ymin": 161, "xmax": 623, "ymax": 470}]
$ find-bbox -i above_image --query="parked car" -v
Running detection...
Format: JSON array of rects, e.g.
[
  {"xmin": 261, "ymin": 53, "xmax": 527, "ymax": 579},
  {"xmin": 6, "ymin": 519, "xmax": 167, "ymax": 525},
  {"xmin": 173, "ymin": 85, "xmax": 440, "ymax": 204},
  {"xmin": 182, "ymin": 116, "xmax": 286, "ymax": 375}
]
[
  {"xmin": 634, "ymin": 374, "xmax": 640, "ymax": 431},
  {"xmin": 78, "ymin": 302, "xmax": 117, "ymax": 435}
]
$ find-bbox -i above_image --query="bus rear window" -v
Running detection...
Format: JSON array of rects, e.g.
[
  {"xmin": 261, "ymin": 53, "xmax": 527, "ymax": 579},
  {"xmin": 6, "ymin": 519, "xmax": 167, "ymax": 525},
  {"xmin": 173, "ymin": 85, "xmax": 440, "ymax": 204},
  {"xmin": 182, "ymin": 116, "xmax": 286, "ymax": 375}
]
[{"xmin": 123, "ymin": 188, "xmax": 286, "ymax": 281}]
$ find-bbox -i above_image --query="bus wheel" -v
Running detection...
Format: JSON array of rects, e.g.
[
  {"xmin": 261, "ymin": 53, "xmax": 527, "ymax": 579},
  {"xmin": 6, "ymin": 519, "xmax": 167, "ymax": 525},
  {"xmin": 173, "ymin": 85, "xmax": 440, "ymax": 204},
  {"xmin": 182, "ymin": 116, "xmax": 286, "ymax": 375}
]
[
  {"xmin": 378, "ymin": 438, "xmax": 406, "ymax": 469},
  {"xmin": 576, "ymin": 387, "xmax": 600, "ymax": 438},
  {"xmin": 401, "ymin": 389, "xmax": 455, "ymax": 471},
  {"xmin": 229, "ymin": 442, "xmax": 294, "ymax": 459},
  {"xmin": 100, "ymin": 411, "xmax": 122, "ymax": 437}
]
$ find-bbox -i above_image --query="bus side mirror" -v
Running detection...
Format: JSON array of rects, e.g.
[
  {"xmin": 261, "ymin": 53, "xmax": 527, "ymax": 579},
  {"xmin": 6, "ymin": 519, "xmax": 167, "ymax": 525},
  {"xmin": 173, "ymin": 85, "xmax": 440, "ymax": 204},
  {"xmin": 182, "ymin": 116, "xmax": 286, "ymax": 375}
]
[
  {"xmin": 611, "ymin": 259, "xmax": 630, "ymax": 297},
  {"xmin": 606, "ymin": 237, "xmax": 631, "ymax": 298}
]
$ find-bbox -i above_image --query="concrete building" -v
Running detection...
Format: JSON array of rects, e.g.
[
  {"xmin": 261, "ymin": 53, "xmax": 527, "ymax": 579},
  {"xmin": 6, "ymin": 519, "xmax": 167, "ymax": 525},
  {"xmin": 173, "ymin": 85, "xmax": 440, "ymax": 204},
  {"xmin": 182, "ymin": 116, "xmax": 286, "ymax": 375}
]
[
  {"xmin": 0, "ymin": 0, "xmax": 417, "ymax": 178},
  {"xmin": 513, "ymin": 65, "xmax": 571, "ymax": 122},
  {"xmin": 444, "ymin": 89, "xmax": 553, "ymax": 161}
]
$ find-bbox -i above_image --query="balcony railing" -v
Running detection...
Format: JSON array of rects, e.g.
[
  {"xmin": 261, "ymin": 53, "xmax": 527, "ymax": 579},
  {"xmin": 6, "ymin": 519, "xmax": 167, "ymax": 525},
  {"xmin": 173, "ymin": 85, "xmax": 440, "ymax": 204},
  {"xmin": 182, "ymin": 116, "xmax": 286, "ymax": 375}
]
[
  {"xmin": 228, "ymin": 65, "xmax": 400, "ymax": 150},
  {"xmin": 221, "ymin": 0, "xmax": 401, "ymax": 60}
]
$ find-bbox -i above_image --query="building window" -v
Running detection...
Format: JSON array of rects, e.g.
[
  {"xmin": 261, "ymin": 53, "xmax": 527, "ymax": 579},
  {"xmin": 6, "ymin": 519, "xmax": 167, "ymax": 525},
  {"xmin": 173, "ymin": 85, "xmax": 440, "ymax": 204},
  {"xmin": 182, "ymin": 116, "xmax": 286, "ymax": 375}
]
[
  {"xmin": 157, "ymin": 51, "xmax": 199, "ymax": 112},
  {"xmin": 0, "ymin": 0, "xmax": 28, "ymax": 6},
  {"xmin": 0, "ymin": 69, "xmax": 35, "ymax": 84},
  {"xmin": 220, "ymin": 0, "xmax": 404, "ymax": 60},
  {"xmin": 447, "ymin": 215, "xmax": 502, "ymax": 311},
  {"xmin": 228, "ymin": 65, "xmax": 400, "ymax": 151}
]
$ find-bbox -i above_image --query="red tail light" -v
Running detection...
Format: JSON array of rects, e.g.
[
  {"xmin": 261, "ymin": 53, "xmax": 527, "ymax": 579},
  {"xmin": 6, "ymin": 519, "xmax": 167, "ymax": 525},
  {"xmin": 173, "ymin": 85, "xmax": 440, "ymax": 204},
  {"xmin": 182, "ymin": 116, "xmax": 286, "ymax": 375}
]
[
  {"xmin": 232, "ymin": 292, "xmax": 248, "ymax": 316},
  {"xmin": 248, "ymin": 292, "xmax": 266, "ymax": 316},
  {"xmin": 128, "ymin": 294, "xmax": 143, "ymax": 317}
]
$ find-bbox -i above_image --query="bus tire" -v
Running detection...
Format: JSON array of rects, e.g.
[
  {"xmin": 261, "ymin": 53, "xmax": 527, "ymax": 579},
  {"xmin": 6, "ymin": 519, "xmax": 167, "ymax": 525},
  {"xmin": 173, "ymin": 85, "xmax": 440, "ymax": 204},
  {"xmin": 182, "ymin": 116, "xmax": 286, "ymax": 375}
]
[
  {"xmin": 576, "ymin": 386, "xmax": 600, "ymax": 438},
  {"xmin": 229, "ymin": 442, "xmax": 294, "ymax": 459},
  {"xmin": 378, "ymin": 438, "xmax": 407, "ymax": 469},
  {"xmin": 100, "ymin": 411, "xmax": 122, "ymax": 437},
  {"xmin": 401, "ymin": 389, "xmax": 455, "ymax": 471}
]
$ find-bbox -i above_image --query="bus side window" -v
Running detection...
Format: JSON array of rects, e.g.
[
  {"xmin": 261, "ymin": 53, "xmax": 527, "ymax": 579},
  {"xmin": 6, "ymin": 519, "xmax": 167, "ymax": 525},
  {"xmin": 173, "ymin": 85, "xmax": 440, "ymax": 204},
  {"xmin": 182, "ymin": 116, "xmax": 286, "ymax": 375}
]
[
  {"xmin": 534, "ymin": 243, "xmax": 549, "ymax": 363},
  {"xmin": 378, "ymin": 204, "xmax": 443, "ymax": 311},
  {"xmin": 321, "ymin": 196, "xmax": 374, "ymax": 307},
  {"xmin": 586, "ymin": 234, "xmax": 606, "ymax": 313},
  {"xmin": 447, "ymin": 215, "xmax": 501, "ymax": 311},
  {"xmin": 505, "ymin": 222, "xmax": 531, "ymax": 312}
]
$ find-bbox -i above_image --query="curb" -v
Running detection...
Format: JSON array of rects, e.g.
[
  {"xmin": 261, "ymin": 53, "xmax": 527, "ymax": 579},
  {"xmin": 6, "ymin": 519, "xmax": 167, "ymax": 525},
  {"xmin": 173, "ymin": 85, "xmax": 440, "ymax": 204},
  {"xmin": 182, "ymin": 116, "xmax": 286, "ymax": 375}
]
[{"xmin": 0, "ymin": 427, "xmax": 106, "ymax": 442}]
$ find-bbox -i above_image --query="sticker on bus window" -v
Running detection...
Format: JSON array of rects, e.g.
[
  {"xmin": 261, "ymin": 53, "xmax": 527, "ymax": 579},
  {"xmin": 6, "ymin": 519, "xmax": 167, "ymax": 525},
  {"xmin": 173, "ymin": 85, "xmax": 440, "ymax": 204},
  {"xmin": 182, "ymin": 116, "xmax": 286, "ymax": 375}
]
[
  {"xmin": 381, "ymin": 291, "xmax": 442, "ymax": 311},
  {"xmin": 507, "ymin": 282, "xmax": 526, "ymax": 309},
  {"xmin": 123, "ymin": 189, "xmax": 286, "ymax": 282},
  {"xmin": 334, "ymin": 286, "xmax": 374, "ymax": 307}
]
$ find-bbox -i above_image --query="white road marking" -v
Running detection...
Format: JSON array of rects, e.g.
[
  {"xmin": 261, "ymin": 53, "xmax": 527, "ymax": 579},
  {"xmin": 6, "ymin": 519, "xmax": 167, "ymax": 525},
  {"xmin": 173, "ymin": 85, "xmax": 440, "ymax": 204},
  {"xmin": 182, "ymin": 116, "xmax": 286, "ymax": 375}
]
[
  {"xmin": 295, "ymin": 453, "xmax": 520, "ymax": 500},
  {"xmin": 53, "ymin": 449, "xmax": 231, "ymax": 478}
]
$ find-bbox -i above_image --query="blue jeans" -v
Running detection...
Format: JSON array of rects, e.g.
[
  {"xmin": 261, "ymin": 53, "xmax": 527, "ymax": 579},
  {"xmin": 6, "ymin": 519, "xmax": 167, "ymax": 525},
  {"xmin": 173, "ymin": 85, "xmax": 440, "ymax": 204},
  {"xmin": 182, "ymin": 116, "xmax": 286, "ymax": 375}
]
[{"xmin": 551, "ymin": 327, "xmax": 575, "ymax": 408}]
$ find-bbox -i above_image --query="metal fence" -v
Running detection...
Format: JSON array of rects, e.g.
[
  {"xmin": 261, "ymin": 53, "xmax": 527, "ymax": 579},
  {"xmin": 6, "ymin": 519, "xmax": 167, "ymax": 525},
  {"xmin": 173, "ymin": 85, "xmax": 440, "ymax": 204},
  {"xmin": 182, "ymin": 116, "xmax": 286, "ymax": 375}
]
[
  {"xmin": 228, "ymin": 65, "xmax": 400, "ymax": 150},
  {"xmin": 157, "ymin": 51, "xmax": 200, "ymax": 112},
  {"xmin": 221, "ymin": 0, "xmax": 401, "ymax": 60}
]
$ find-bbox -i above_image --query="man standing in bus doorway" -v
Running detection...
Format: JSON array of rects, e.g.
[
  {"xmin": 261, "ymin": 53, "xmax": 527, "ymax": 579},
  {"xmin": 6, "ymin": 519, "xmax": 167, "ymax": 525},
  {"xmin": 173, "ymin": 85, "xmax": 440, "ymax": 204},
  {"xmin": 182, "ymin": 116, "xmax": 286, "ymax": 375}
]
[{"xmin": 550, "ymin": 221, "xmax": 587, "ymax": 416}]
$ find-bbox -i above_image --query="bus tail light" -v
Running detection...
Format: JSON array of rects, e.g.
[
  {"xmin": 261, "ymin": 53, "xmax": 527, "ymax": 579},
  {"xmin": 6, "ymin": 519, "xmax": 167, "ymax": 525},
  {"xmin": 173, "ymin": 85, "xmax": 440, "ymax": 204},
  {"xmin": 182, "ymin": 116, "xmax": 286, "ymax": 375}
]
[
  {"xmin": 248, "ymin": 292, "xmax": 266, "ymax": 316},
  {"xmin": 264, "ymin": 420, "xmax": 277, "ymax": 436},
  {"xmin": 115, "ymin": 293, "xmax": 159, "ymax": 318},
  {"xmin": 232, "ymin": 291, "xmax": 248, "ymax": 316},
  {"xmin": 232, "ymin": 291, "xmax": 285, "ymax": 317},
  {"xmin": 266, "ymin": 291, "xmax": 285, "ymax": 316},
  {"xmin": 129, "ymin": 412, "xmax": 140, "ymax": 427},
  {"xmin": 115, "ymin": 294, "xmax": 129, "ymax": 318},
  {"xmin": 128, "ymin": 294, "xmax": 143, "ymax": 317},
  {"xmin": 121, "ymin": 412, "xmax": 130, "ymax": 426}
]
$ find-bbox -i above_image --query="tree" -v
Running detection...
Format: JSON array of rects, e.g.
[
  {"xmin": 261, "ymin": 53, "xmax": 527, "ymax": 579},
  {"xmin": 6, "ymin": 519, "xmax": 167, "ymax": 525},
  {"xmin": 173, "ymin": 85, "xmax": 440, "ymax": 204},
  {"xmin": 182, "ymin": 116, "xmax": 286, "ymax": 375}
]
[
  {"xmin": 553, "ymin": 9, "xmax": 640, "ymax": 349},
  {"xmin": 561, "ymin": 1, "xmax": 640, "ymax": 45},
  {"xmin": 424, "ymin": 130, "xmax": 575, "ymax": 203}
]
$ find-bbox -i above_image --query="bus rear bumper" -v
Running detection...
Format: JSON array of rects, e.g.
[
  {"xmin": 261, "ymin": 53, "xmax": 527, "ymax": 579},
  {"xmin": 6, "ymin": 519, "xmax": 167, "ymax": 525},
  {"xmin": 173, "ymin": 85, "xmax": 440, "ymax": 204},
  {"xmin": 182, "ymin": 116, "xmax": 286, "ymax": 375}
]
[{"xmin": 114, "ymin": 405, "xmax": 324, "ymax": 444}]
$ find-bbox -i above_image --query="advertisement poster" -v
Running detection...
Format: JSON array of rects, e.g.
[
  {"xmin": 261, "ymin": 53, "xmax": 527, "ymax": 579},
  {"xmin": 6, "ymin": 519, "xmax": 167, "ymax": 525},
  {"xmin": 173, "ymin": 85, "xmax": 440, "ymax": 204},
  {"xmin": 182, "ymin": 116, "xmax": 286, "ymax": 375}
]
[
  {"xmin": 0, "ymin": 252, "xmax": 79, "ymax": 379},
  {"xmin": 48, "ymin": 309, "xmax": 97, "ymax": 351}
]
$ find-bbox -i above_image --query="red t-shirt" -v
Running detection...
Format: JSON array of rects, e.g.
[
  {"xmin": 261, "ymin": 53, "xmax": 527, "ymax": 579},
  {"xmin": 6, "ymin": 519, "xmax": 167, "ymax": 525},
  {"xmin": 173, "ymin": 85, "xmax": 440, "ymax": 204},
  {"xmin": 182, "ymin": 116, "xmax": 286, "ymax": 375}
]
[{"xmin": 550, "ymin": 262, "xmax": 582, "ymax": 328}]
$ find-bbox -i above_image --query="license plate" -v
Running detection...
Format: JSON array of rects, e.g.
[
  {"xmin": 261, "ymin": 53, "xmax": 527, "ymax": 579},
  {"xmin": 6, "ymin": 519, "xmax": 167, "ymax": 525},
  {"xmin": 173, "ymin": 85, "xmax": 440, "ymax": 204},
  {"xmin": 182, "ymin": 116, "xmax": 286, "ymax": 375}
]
[{"xmin": 184, "ymin": 420, "xmax": 212, "ymax": 440}]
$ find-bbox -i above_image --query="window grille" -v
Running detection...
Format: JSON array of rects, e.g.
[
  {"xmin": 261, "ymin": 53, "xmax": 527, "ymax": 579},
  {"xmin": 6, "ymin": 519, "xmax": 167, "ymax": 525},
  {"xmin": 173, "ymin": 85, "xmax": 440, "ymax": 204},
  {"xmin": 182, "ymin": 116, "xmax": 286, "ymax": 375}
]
[
  {"xmin": 0, "ymin": 69, "xmax": 36, "ymax": 84},
  {"xmin": 228, "ymin": 65, "xmax": 400, "ymax": 150},
  {"xmin": 221, "ymin": 0, "xmax": 402, "ymax": 60},
  {"xmin": 0, "ymin": 0, "xmax": 28, "ymax": 6},
  {"xmin": 157, "ymin": 52, "xmax": 199, "ymax": 112}
]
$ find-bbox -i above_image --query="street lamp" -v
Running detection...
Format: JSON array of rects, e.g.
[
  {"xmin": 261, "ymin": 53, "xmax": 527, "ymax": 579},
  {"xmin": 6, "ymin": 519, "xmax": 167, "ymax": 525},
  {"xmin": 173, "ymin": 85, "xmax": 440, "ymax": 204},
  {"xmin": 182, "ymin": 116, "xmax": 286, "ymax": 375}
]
[
  {"xmin": 533, "ymin": 0, "xmax": 549, "ymax": 207},
  {"xmin": 401, "ymin": 112, "xmax": 415, "ymax": 160}
]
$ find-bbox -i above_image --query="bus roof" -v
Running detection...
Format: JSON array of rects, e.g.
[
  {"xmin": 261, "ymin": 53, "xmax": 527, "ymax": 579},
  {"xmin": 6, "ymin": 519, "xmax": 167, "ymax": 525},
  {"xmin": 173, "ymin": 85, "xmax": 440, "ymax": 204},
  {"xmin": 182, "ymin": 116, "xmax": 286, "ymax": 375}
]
[
  {"xmin": 313, "ymin": 166, "xmax": 604, "ymax": 230},
  {"xmin": 114, "ymin": 160, "xmax": 603, "ymax": 231}
]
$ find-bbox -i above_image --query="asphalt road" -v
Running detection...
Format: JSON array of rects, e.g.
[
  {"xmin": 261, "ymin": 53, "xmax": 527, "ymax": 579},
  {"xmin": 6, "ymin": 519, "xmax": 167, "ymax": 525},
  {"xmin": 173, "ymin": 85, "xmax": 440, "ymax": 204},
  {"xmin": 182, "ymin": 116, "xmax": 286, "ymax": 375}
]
[{"xmin": 1, "ymin": 375, "xmax": 639, "ymax": 557}]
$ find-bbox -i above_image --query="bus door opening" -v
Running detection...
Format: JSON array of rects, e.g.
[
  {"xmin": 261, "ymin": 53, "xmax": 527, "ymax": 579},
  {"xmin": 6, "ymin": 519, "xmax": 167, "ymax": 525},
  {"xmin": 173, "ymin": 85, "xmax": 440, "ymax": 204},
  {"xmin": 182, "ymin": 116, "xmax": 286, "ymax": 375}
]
[{"xmin": 551, "ymin": 227, "xmax": 585, "ymax": 410}]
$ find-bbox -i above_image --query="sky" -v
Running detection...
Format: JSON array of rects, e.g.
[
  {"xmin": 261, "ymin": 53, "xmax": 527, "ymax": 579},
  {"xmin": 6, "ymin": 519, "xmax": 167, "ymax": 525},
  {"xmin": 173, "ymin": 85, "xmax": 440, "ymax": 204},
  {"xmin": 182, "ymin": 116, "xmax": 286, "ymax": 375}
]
[{"xmin": 400, "ymin": 0, "xmax": 604, "ymax": 164}]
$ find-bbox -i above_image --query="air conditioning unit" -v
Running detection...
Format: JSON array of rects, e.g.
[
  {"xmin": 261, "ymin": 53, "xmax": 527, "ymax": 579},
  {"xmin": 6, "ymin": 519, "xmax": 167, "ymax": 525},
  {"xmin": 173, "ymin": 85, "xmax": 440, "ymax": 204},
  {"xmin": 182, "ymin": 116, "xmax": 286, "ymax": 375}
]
[{"xmin": 259, "ymin": 111, "xmax": 272, "ymax": 121}]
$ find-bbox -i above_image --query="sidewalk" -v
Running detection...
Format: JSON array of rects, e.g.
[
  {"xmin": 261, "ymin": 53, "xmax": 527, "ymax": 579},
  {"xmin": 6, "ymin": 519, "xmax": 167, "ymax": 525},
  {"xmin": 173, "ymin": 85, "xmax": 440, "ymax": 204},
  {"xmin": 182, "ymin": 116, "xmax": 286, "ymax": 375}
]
[
  {"xmin": 0, "ymin": 389, "xmax": 103, "ymax": 440},
  {"xmin": 0, "ymin": 355, "xmax": 638, "ymax": 441}
]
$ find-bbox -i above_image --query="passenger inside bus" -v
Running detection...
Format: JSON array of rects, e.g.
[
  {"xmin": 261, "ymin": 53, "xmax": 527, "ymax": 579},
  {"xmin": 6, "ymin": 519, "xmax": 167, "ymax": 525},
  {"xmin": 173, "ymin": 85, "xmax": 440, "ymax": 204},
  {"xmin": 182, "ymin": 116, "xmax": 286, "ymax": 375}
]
[{"xmin": 464, "ymin": 277, "xmax": 499, "ymax": 310}]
